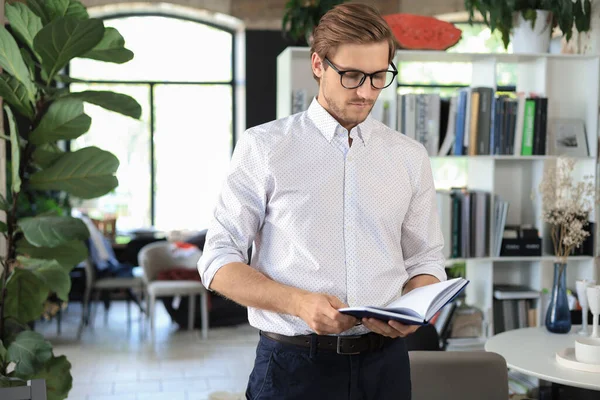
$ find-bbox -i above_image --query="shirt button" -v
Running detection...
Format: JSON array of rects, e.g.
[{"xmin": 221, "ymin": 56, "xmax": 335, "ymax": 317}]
[{"xmin": 347, "ymin": 156, "xmax": 353, "ymax": 162}]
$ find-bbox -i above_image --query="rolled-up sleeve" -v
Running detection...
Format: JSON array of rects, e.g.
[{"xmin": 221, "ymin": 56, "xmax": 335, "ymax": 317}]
[
  {"xmin": 401, "ymin": 147, "xmax": 447, "ymax": 283},
  {"xmin": 197, "ymin": 130, "xmax": 269, "ymax": 290}
]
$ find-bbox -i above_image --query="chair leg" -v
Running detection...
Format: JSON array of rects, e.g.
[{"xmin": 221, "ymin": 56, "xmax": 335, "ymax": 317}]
[
  {"xmin": 149, "ymin": 294, "xmax": 156, "ymax": 339},
  {"xmin": 56, "ymin": 308, "xmax": 62, "ymax": 336},
  {"xmin": 139, "ymin": 284, "xmax": 146, "ymax": 323},
  {"xmin": 77, "ymin": 285, "xmax": 93, "ymax": 340},
  {"xmin": 126, "ymin": 296, "xmax": 131, "ymax": 329},
  {"xmin": 103, "ymin": 292, "xmax": 110, "ymax": 326},
  {"xmin": 201, "ymin": 292, "xmax": 209, "ymax": 340},
  {"xmin": 90, "ymin": 290, "xmax": 101, "ymax": 330},
  {"xmin": 188, "ymin": 295, "xmax": 195, "ymax": 331}
]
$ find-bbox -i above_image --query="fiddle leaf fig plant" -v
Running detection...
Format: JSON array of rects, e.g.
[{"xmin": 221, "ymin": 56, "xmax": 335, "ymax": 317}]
[
  {"xmin": 282, "ymin": 0, "xmax": 347, "ymax": 44},
  {"xmin": 465, "ymin": 0, "xmax": 592, "ymax": 49},
  {"xmin": 0, "ymin": 0, "xmax": 141, "ymax": 398}
]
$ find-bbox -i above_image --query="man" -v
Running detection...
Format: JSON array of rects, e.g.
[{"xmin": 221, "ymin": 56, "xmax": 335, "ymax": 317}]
[{"xmin": 198, "ymin": 3, "xmax": 446, "ymax": 399}]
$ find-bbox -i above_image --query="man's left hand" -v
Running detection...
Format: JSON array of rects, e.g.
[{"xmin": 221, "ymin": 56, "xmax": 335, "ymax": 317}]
[{"xmin": 361, "ymin": 318, "xmax": 419, "ymax": 338}]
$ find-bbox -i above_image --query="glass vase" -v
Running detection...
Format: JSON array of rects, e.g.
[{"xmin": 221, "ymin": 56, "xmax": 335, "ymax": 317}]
[{"xmin": 545, "ymin": 262, "xmax": 572, "ymax": 334}]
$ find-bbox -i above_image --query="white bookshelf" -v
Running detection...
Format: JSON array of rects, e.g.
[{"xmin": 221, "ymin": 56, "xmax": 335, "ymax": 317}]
[{"xmin": 276, "ymin": 46, "xmax": 600, "ymax": 336}]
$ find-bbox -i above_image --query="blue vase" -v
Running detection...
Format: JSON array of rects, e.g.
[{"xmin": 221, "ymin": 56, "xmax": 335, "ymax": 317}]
[{"xmin": 545, "ymin": 262, "xmax": 572, "ymax": 334}]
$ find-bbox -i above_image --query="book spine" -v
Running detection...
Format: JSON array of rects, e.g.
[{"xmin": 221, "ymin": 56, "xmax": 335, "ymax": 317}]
[{"xmin": 521, "ymin": 99, "xmax": 536, "ymax": 156}]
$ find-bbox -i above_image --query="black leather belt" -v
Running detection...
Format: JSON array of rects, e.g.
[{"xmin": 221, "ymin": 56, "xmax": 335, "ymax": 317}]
[{"xmin": 260, "ymin": 331, "xmax": 392, "ymax": 355}]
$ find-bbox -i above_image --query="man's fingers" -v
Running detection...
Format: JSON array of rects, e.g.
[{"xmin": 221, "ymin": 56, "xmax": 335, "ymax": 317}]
[
  {"xmin": 363, "ymin": 318, "xmax": 399, "ymax": 338},
  {"xmin": 389, "ymin": 320, "xmax": 419, "ymax": 336},
  {"xmin": 362, "ymin": 318, "xmax": 421, "ymax": 338}
]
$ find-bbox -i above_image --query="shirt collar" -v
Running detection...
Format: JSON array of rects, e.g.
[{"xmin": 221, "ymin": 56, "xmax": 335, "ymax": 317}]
[{"xmin": 307, "ymin": 97, "xmax": 375, "ymax": 146}]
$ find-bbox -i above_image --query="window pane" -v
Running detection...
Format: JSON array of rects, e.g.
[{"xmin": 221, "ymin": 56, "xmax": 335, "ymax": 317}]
[
  {"xmin": 449, "ymin": 23, "xmax": 509, "ymax": 54},
  {"xmin": 497, "ymin": 63, "xmax": 517, "ymax": 87},
  {"xmin": 431, "ymin": 158, "xmax": 468, "ymax": 190},
  {"xmin": 398, "ymin": 62, "xmax": 472, "ymax": 86},
  {"xmin": 71, "ymin": 84, "xmax": 152, "ymax": 231},
  {"xmin": 153, "ymin": 84, "xmax": 232, "ymax": 231},
  {"xmin": 69, "ymin": 16, "xmax": 233, "ymax": 82},
  {"xmin": 397, "ymin": 23, "xmax": 512, "ymax": 88}
]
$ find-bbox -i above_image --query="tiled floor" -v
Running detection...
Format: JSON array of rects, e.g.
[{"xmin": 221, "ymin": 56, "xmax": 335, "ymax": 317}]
[{"xmin": 37, "ymin": 299, "xmax": 258, "ymax": 400}]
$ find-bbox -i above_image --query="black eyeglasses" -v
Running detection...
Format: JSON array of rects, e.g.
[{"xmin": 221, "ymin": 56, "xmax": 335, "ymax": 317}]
[{"xmin": 324, "ymin": 58, "xmax": 398, "ymax": 90}]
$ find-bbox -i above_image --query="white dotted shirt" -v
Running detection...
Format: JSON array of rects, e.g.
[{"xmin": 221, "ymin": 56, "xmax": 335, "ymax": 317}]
[{"xmin": 198, "ymin": 97, "xmax": 447, "ymax": 336}]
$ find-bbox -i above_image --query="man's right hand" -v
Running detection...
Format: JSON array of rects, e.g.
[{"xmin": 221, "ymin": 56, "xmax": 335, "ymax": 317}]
[{"xmin": 294, "ymin": 293, "xmax": 357, "ymax": 335}]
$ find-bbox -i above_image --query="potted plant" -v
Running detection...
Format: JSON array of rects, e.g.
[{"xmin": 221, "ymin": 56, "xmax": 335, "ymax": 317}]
[
  {"xmin": 282, "ymin": 0, "xmax": 346, "ymax": 45},
  {"xmin": 0, "ymin": 0, "xmax": 140, "ymax": 397},
  {"xmin": 465, "ymin": 0, "xmax": 592, "ymax": 52},
  {"xmin": 537, "ymin": 157, "xmax": 597, "ymax": 333}
]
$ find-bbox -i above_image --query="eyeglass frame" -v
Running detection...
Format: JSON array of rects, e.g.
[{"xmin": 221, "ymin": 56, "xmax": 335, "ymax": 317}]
[{"xmin": 323, "ymin": 57, "xmax": 398, "ymax": 90}]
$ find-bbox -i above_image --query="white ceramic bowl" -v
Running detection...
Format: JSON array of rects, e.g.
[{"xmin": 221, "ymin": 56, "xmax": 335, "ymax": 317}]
[{"xmin": 575, "ymin": 337, "xmax": 600, "ymax": 365}]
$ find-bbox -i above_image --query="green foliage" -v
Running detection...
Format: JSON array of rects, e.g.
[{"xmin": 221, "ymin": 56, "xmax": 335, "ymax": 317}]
[
  {"xmin": 0, "ymin": 0, "xmax": 141, "ymax": 398},
  {"xmin": 282, "ymin": 0, "xmax": 347, "ymax": 43},
  {"xmin": 465, "ymin": 0, "xmax": 592, "ymax": 49}
]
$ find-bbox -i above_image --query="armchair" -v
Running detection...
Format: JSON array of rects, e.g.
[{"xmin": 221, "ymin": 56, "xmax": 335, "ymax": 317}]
[{"xmin": 138, "ymin": 241, "xmax": 209, "ymax": 339}]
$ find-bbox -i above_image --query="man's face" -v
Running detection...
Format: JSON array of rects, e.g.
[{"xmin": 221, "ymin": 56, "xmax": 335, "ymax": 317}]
[{"xmin": 312, "ymin": 42, "xmax": 390, "ymax": 130}]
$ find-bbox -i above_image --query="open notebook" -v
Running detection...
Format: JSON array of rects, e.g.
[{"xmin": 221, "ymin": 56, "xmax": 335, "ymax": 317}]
[{"xmin": 339, "ymin": 277, "xmax": 469, "ymax": 325}]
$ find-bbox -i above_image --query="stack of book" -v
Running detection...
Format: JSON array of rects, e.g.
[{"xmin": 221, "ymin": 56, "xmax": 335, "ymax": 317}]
[
  {"xmin": 397, "ymin": 87, "xmax": 557, "ymax": 157},
  {"xmin": 436, "ymin": 188, "xmax": 490, "ymax": 259}
]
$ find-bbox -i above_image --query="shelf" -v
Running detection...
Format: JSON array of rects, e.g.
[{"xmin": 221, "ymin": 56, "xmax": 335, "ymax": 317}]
[
  {"xmin": 445, "ymin": 255, "xmax": 594, "ymax": 265},
  {"xmin": 430, "ymin": 155, "xmax": 595, "ymax": 161},
  {"xmin": 396, "ymin": 50, "xmax": 600, "ymax": 63},
  {"xmin": 277, "ymin": 47, "xmax": 600, "ymax": 330},
  {"xmin": 282, "ymin": 47, "xmax": 600, "ymax": 63}
]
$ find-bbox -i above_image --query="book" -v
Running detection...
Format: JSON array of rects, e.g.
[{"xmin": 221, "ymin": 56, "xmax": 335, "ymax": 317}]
[{"xmin": 338, "ymin": 277, "xmax": 469, "ymax": 325}]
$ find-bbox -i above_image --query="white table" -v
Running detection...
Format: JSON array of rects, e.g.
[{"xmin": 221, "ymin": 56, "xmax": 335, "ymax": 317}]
[{"xmin": 485, "ymin": 326, "xmax": 600, "ymax": 392}]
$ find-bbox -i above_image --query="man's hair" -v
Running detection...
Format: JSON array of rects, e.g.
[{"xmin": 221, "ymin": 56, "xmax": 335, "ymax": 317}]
[{"xmin": 310, "ymin": 3, "xmax": 397, "ymax": 81}]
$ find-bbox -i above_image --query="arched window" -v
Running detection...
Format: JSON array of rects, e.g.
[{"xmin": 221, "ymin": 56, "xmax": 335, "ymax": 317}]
[{"xmin": 69, "ymin": 11, "xmax": 242, "ymax": 233}]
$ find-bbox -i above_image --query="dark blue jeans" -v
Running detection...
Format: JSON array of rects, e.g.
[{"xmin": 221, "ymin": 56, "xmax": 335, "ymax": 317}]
[{"xmin": 245, "ymin": 333, "xmax": 411, "ymax": 400}]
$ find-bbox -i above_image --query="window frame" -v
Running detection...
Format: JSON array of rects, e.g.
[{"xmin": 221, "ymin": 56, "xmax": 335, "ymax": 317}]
[{"xmin": 67, "ymin": 12, "xmax": 237, "ymax": 228}]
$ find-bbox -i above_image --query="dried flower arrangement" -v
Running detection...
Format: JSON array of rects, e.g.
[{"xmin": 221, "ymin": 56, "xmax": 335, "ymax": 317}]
[{"xmin": 537, "ymin": 157, "xmax": 597, "ymax": 264}]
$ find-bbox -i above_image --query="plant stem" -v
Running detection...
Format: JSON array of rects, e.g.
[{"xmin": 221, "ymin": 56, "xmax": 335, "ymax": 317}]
[
  {"xmin": 0, "ymin": 141, "xmax": 31, "ymax": 341},
  {"xmin": 551, "ymin": 225, "xmax": 559, "ymax": 258}
]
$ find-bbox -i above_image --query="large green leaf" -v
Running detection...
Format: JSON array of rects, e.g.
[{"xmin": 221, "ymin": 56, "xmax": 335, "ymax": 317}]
[
  {"xmin": 54, "ymin": 74, "xmax": 89, "ymax": 84},
  {"xmin": 0, "ymin": 376, "xmax": 25, "ymax": 388},
  {"xmin": 31, "ymin": 0, "xmax": 88, "ymax": 21},
  {"xmin": 4, "ymin": 106, "xmax": 22, "ymax": 194},
  {"xmin": 34, "ymin": 17, "xmax": 104, "ymax": 82},
  {"xmin": 65, "ymin": 0, "xmax": 89, "ymax": 20},
  {"xmin": 3, "ymin": 318, "xmax": 30, "ymax": 346},
  {"xmin": 0, "ymin": 194, "xmax": 8, "ymax": 212},
  {"xmin": 81, "ymin": 27, "xmax": 134, "ymax": 64},
  {"xmin": 67, "ymin": 90, "xmax": 142, "ymax": 119},
  {"xmin": 17, "ymin": 216, "xmax": 89, "ymax": 248},
  {"xmin": 45, "ymin": 0, "xmax": 69, "ymax": 20},
  {"xmin": 29, "ymin": 99, "xmax": 91, "ymax": 145},
  {"xmin": 32, "ymin": 144, "xmax": 64, "ymax": 168},
  {"xmin": 0, "ymin": 26, "xmax": 36, "ymax": 101},
  {"xmin": 0, "ymin": 340, "xmax": 7, "ymax": 364},
  {"xmin": 20, "ymin": 48, "xmax": 35, "ymax": 79},
  {"xmin": 0, "ymin": 74, "xmax": 34, "ymax": 120},
  {"xmin": 20, "ymin": 259, "xmax": 71, "ymax": 301},
  {"xmin": 32, "ymin": 356, "xmax": 72, "ymax": 400},
  {"xmin": 4, "ymin": 268, "xmax": 47, "ymax": 324},
  {"xmin": 26, "ymin": 0, "xmax": 51, "ymax": 25},
  {"xmin": 7, "ymin": 331, "xmax": 52, "ymax": 377},
  {"xmin": 5, "ymin": 2, "xmax": 43, "ymax": 59},
  {"xmin": 29, "ymin": 147, "xmax": 119, "ymax": 199},
  {"xmin": 17, "ymin": 239, "xmax": 88, "ymax": 269}
]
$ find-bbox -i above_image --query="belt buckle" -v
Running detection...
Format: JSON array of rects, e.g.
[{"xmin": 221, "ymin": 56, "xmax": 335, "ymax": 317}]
[{"xmin": 336, "ymin": 335, "xmax": 362, "ymax": 355}]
